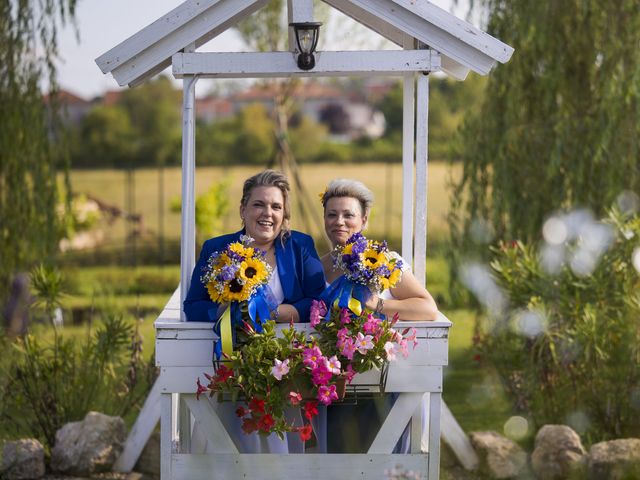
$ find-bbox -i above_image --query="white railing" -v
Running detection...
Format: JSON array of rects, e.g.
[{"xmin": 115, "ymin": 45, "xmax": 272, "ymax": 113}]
[{"xmin": 152, "ymin": 288, "xmax": 451, "ymax": 480}]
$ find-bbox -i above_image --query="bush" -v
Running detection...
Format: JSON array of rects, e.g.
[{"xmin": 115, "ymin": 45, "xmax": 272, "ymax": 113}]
[
  {"xmin": 480, "ymin": 209, "xmax": 640, "ymax": 441},
  {"xmin": 0, "ymin": 312, "xmax": 157, "ymax": 449}
]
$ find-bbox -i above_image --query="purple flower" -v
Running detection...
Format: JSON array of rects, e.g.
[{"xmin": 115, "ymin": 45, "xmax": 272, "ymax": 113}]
[{"xmin": 317, "ymin": 384, "xmax": 338, "ymax": 405}]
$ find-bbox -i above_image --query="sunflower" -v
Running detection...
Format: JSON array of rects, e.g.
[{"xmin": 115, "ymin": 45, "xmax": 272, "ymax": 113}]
[
  {"xmin": 363, "ymin": 248, "xmax": 385, "ymax": 269},
  {"xmin": 223, "ymin": 278, "xmax": 252, "ymax": 302},
  {"xmin": 207, "ymin": 282, "xmax": 224, "ymax": 303},
  {"xmin": 214, "ymin": 252, "xmax": 232, "ymax": 269},
  {"xmin": 229, "ymin": 242, "xmax": 254, "ymax": 259},
  {"xmin": 379, "ymin": 267, "xmax": 402, "ymax": 290},
  {"xmin": 239, "ymin": 257, "xmax": 269, "ymax": 285}
]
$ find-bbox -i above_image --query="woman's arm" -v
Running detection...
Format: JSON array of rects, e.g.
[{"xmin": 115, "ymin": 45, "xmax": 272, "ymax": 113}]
[
  {"xmin": 183, "ymin": 240, "xmax": 222, "ymax": 322},
  {"xmin": 365, "ymin": 270, "xmax": 438, "ymax": 321}
]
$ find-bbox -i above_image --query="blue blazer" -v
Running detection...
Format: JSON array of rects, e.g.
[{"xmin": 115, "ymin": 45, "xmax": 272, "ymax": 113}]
[{"xmin": 183, "ymin": 230, "xmax": 326, "ymax": 323}]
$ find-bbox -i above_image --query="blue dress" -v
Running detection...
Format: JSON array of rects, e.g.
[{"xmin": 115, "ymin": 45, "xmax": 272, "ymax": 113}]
[{"xmin": 183, "ymin": 229, "xmax": 326, "ymax": 453}]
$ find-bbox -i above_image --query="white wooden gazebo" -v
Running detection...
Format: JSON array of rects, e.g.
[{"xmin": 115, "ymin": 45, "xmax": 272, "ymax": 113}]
[{"xmin": 96, "ymin": 1, "xmax": 513, "ymax": 478}]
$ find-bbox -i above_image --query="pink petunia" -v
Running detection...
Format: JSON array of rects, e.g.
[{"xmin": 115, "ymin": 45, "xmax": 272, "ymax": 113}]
[
  {"xmin": 326, "ymin": 355, "xmax": 341, "ymax": 375},
  {"xmin": 317, "ymin": 384, "xmax": 339, "ymax": 405},
  {"xmin": 340, "ymin": 308, "xmax": 351, "ymax": 324},
  {"xmin": 403, "ymin": 327, "xmax": 419, "ymax": 349},
  {"xmin": 384, "ymin": 341, "xmax": 397, "ymax": 361},
  {"xmin": 399, "ymin": 339, "xmax": 409, "ymax": 358},
  {"xmin": 303, "ymin": 346, "xmax": 323, "ymax": 368},
  {"xmin": 363, "ymin": 314, "xmax": 381, "ymax": 335},
  {"xmin": 289, "ymin": 391, "xmax": 303, "ymax": 405},
  {"xmin": 355, "ymin": 332, "xmax": 374, "ymax": 354},
  {"xmin": 339, "ymin": 337, "xmax": 356, "ymax": 360},
  {"xmin": 311, "ymin": 364, "xmax": 332, "ymax": 386},
  {"xmin": 310, "ymin": 299, "xmax": 326, "ymax": 327},
  {"xmin": 344, "ymin": 364, "xmax": 356, "ymax": 384},
  {"xmin": 271, "ymin": 358, "xmax": 290, "ymax": 381}
]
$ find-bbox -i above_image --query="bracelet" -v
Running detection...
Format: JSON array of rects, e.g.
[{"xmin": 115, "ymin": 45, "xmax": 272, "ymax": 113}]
[
  {"xmin": 274, "ymin": 305, "xmax": 280, "ymax": 320},
  {"xmin": 375, "ymin": 297, "xmax": 384, "ymax": 314}
]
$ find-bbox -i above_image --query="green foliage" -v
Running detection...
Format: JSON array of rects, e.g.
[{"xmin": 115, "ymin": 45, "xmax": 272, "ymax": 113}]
[
  {"xmin": 171, "ymin": 179, "xmax": 231, "ymax": 243},
  {"xmin": 0, "ymin": 0, "xmax": 77, "ymax": 303},
  {"xmin": 0, "ymin": 312, "xmax": 156, "ymax": 448},
  {"xmin": 70, "ymin": 76, "xmax": 182, "ymax": 168},
  {"xmin": 30, "ymin": 264, "xmax": 66, "ymax": 325},
  {"xmin": 482, "ymin": 210, "xmax": 640, "ymax": 440},
  {"xmin": 377, "ymin": 76, "xmax": 486, "ymax": 160},
  {"xmin": 71, "ymin": 105, "xmax": 136, "ymax": 168},
  {"xmin": 449, "ymin": 0, "xmax": 640, "ymax": 257}
]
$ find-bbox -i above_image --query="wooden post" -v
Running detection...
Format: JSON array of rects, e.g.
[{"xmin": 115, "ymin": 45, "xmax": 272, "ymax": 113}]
[{"xmin": 179, "ymin": 67, "xmax": 198, "ymax": 322}]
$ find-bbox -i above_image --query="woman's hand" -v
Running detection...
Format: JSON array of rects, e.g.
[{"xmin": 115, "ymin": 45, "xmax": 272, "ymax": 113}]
[
  {"xmin": 274, "ymin": 303, "xmax": 300, "ymax": 323},
  {"xmin": 365, "ymin": 294, "xmax": 381, "ymax": 312}
]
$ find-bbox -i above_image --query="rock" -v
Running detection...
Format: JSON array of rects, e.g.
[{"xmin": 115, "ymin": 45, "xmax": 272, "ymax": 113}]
[
  {"xmin": 469, "ymin": 431, "xmax": 527, "ymax": 479},
  {"xmin": 134, "ymin": 431, "xmax": 160, "ymax": 477},
  {"xmin": 1, "ymin": 439, "xmax": 46, "ymax": 479},
  {"xmin": 50, "ymin": 411, "xmax": 127, "ymax": 476},
  {"xmin": 588, "ymin": 438, "xmax": 640, "ymax": 480},
  {"xmin": 531, "ymin": 425, "xmax": 586, "ymax": 479}
]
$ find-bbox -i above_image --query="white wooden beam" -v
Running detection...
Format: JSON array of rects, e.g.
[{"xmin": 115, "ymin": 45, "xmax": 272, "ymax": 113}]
[
  {"xmin": 368, "ymin": 393, "xmax": 423, "ymax": 453},
  {"xmin": 172, "ymin": 50, "xmax": 440, "ymax": 78},
  {"xmin": 428, "ymin": 392, "xmax": 443, "ymax": 480},
  {"xmin": 401, "ymin": 36, "xmax": 415, "ymax": 266},
  {"xmin": 414, "ymin": 73, "xmax": 429, "ymax": 286},
  {"xmin": 113, "ymin": 380, "xmax": 162, "ymax": 472},
  {"xmin": 179, "ymin": 75, "xmax": 198, "ymax": 322},
  {"xmin": 324, "ymin": 0, "xmax": 473, "ymax": 81},
  {"xmin": 338, "ymin": 0, "xmax": 503, "ymax": 75},
  {"xmin": 289, "ymin": 0, "xmax": 314, "ymax": 23},
  {"xmin": 183, "ymin": 396, "xmax": 239, "ymax": 453},
  {"xmin": 171, "ymin": 453, "xmax": 428, "ymax": 479},
  {"xmin": 390, "ymin": 0, "xmax": 513, "ymax": 63},
  {"xmin": 96, "ymin": 0, "xmax": 269, "ymax": 87}
]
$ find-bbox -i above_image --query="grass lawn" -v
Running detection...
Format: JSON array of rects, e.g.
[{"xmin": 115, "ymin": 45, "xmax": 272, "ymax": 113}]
[{"xmin": 66, "ymin": 161, "xmax": 460, "ymax": 255}]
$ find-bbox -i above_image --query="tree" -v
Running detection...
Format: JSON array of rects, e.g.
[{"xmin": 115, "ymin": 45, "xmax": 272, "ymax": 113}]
[
  {"xmin": 71, "ymin": 104, "xmax": 136, "ymax": 168},
  {"xmin": 0, "ymin": 0, "xmax": 77, "ymax": 304},
  {"xmin": 449, "ymin": 0, "xmax": 640, "ymax": 254},
  {"xmin": 118, "ymin": 75, "xmax": 182, "ymax": 166}
]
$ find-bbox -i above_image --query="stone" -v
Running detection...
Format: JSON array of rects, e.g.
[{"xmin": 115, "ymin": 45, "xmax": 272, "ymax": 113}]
[
  {"xmin": 531, "ymin": 425, "xmax": 586, "ymax": 479},
  {"xmin": 50, "ymin": 411, "xmax": 127, "ymax": 477},
  {"xmin": 469, "ymin": 431, "xmax": 527, "ymax": 479},
  {"xmin": 588, "ymin": 438, "xmax": 640, "ymax": 480},
  {"xmin": 133, "ymin": 431, "xmax": 160, "ymax": 477},
  {"xmin": 1, "ymin": 438, "xmax": 46, "ymax": 479}
]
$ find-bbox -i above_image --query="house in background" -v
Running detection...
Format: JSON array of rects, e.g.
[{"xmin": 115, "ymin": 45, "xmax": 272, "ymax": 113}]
[{"xmin": 55, "ymin": 77, "xmax": 392, "ymax": 141}]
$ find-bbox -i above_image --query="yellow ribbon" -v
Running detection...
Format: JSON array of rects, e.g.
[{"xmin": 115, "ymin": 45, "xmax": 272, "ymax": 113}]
[
  {"xmin": 348, "ymin": 297, "xmax": 362, "ymax": 316},
  {"xmin": 220, "ymin": 307, "xmax": 233, "ymax": 358}
]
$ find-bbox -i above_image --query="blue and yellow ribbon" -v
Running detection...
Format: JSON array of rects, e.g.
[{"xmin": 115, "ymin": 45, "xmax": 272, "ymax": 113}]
[{"xmin": 211, "ymin": 285, "xmax": 278, "ymax": 360}]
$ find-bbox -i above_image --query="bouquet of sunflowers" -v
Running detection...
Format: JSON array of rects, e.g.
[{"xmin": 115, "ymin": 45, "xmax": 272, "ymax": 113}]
[
  {"xmin": 200, "ymin": 234, "xmax": 272, "ymax": 303},
  {"xmin": 200, "ymin": 234, "xmax": 277, "ymax": 359},
  {"xmin": 197, "ymin": 320, "xmax": 346, "ymax": 442},
  {"xmin": 322, "ymin": 232, "xmax": 404, "ymax": 316}
]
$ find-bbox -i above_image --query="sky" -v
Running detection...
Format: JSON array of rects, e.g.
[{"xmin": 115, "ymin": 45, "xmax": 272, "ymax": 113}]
[{"xmin": 56, "ymin": 0, "xmax": 466, "ymax": 99}]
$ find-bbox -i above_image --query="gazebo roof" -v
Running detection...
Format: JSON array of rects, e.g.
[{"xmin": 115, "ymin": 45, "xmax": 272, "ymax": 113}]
[{"xmin": 96, "ymin": 0, "xmax": 513, "ymax": 87}]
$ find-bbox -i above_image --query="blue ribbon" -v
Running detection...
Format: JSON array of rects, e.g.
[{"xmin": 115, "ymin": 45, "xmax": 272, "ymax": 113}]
[
  {"xmin": 212, "ymin": 285, "xmax": 278, "ymax": 360},
  {"xmin": 320, "ymin": 276, "xmax": 371, "ymax": 316}
]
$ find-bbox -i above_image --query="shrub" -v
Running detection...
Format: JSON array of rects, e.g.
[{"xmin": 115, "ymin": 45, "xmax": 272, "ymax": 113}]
[
  {"xmin": 480, "ymin": 209, "xmax": 640, "ymax": 441},
  {"xmin": 0, "ymin": 311, "xmax": 156, "ymax": 449}
]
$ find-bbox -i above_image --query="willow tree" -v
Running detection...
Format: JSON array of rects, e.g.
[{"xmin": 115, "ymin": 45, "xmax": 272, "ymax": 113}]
[
  {"xmin": 0, "ymin": 0, "xmax": 77, "ymax": 304},
  {"xmin": 449, "ymin": 0, "xmax": 640, "ymax": 254}
]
